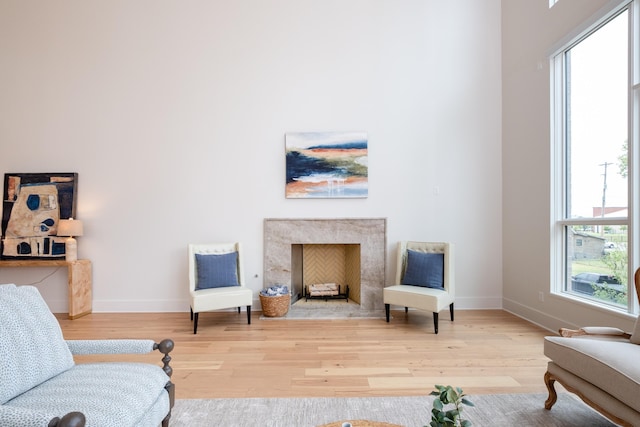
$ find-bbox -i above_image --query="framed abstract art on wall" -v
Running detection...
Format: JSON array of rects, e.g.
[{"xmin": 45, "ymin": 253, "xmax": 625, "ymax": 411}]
[
  {"xmin": 1, "ymin": 172, "xmax": 78, "ymax": 259},
  {"xmin": 285, "ymin": 131, "xmax": 368, "ymax": 199}
]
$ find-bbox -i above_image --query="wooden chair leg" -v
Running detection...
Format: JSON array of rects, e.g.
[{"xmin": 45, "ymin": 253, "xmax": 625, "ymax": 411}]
[
  {"xmin": 433, "ymin": 312, "xmax": 439, "ymax": 334},
  {"xmin": 405, "ymin": 307, "xmax": 408, "ymax": 314},
  {"xmin": 190, "ymin": 307, "xmax": 193, "ymax": 321},
  {"xmin": 450, "ymin": 303, "xmax": 454, "ymax": 321},
  {"xmin": 246, "ymin": 306, "xmax": 251, "ymax": 324},
  {"xmin": 161, "ymin": 412, "xmax": 171, "ymax": 427},
  {"xmin": 193, "ymin": 312, "xmax": 199, "ymax": 334},
  {"xmin": 237, "ymin": 307, "xmax": 241, "ymax": 313},
  {"xmin": 544, "ymin": 371, "xmax": 558, "ymax": 410},
  {"xmin": 385, "ymin": 304, "xmax": 390, "ymax": 322}
]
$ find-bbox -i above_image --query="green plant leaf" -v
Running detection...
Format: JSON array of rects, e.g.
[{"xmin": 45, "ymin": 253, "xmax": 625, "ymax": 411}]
[
  {"xmin": 444, "ymin": 409, "xmax": 459, "ymax": 420},
  {"xmin": 433, "ymin": 399, "xmax": 444, "ymax": 411},
  {"xmin": 461, "ymin": 398, "xmax": 475, "ymax": 407},
  {"xmin": 445, "ymin": 387, "xmax": 457, "ymax": 404}
]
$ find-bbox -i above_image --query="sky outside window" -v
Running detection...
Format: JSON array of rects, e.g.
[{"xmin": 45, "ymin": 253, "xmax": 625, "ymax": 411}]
[{"xmin": 567, "ymin": 11, "xmax": 628, "ymax": 219}]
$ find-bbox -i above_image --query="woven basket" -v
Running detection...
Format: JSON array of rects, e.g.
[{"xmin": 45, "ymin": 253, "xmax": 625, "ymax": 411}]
[{"xmin": 259, "ymin": 293, "xmax": 290, "ymax": 317}]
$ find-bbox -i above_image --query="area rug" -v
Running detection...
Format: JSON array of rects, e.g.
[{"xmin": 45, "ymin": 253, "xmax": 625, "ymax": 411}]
[{"xmin": 170, "ymin": 393, "xmax": 614, "ymax": 426}]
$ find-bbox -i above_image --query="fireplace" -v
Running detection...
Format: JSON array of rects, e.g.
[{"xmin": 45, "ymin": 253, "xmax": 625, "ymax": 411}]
[
  {"xmin": 292, "ymin": 243, "xmax": 360, "ymax": 303},
  {"xmin": 263, "ymin": 218, "xmax": 386, "ymax": 311}
]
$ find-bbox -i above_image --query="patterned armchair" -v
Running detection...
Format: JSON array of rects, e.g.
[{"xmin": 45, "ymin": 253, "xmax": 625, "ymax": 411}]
[{"xmin": 0, "ymin": 284, "xmax": 175, "ymax": 427}]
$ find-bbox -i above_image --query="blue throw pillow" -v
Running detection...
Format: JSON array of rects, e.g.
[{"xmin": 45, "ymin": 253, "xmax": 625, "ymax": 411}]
[
  {"xmin": 401, "ymin": 250, "xmax": 444, "ymax": 289},
  {"xmin": 195, "ymin": 252, "xmax": 240, "ymax": 289}
]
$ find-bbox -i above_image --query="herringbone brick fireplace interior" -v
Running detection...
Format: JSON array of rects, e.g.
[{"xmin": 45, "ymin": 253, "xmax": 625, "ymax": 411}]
[{"xmin": 297, "ymin": 244, "xmax": 361, "ymax": 303}]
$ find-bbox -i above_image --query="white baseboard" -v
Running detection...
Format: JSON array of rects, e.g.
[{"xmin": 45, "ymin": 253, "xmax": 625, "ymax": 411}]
[
  {"xmin": 54, "ymin": 296, "xmax": 503, "ymax": 314},
  {"xmin": 453, "ymin": 296, "xmax": 503, "ymax": 310},
  {"xmin": 93, "ymin": 299, "xmax": 190, "ymax": 312},
  {"xmin": 502, "ymin": 297, "xmax": 572, "ymax": 333}
]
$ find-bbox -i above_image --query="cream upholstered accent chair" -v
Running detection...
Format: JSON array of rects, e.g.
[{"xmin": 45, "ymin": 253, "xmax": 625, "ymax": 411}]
[
  {"xmin": 543, "ymin": 267, "xmax": 640, "ymax": 426},
  {"xmin": 383, "ymin": 241, "xmax": 454, "ymax": 334},
  {"xmin": 188, "ymin": 242, "xmax": 253, "ymax": 334}
]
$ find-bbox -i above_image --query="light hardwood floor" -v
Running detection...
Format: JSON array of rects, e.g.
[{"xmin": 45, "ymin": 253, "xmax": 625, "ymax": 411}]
[{"xmin": 56, "ymin": 309, "xmax": 553, "ymax": 400}]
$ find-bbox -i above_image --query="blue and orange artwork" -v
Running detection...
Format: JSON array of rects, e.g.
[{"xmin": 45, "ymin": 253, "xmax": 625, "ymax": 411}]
[
  {"xmin": 285, "ymin": 132, "xmax": 368, "ymax": 198},
  {"xmin": 1, "ymin": 173, "xmax": 78, "ymax": 259}
]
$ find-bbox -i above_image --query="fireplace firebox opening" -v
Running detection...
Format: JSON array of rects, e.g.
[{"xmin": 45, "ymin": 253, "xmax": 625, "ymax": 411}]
[{"xmin": 290, "ymin": 244, "xmax": 360, "ymax": 304}]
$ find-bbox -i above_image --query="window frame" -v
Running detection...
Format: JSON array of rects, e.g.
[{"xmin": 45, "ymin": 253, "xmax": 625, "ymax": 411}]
[{"xmin": 550, "ymin": 0, "xmax": 639, "ymax": 314}]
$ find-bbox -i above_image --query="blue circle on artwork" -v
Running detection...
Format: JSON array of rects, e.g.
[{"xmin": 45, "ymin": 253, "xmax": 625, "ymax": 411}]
[{"xmin": 26, "ymin": 194, "xmax": 40, "ymax": 211}]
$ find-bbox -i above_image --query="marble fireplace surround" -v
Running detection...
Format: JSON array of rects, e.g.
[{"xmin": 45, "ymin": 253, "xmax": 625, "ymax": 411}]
[{"xmin": 263, "ymin": 218, "xmax": 386, "ymax": 311}]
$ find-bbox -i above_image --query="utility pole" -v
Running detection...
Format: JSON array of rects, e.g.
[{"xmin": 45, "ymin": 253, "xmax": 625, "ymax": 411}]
[{"xmin": 600, "ymin": 162, "xmax": 613, "ymax": 235}]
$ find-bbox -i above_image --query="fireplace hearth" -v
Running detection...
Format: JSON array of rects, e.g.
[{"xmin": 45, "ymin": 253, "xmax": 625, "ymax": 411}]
[{"xmin": 263, "ymin": 218, "xmax": 386, "ymax": 311}]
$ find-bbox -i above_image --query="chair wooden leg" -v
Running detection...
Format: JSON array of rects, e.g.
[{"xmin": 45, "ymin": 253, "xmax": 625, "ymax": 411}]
[
  {"xmin": 161, "ymin": 411, "xmax": 171, "ymax": 427},
  {"xmin": 247, "ymin": 306, "xmax": 251, "ymax": 324},
  {"xmin": 385, "ymin": 304, "xmax": 390, "ymax": 322},
  {"xmin": 190, "ymin": 307, "xmax": 193, "ymax": 321},
  {"xmin": 544, "ymin": 371, "xmax": 558, "ymax": 410},
  {"xmin": 405, "ymin": 307, "xmax": 408, "ymax": 314},
  {"xmin": 450, "ymin": 303, "xmax": 454, "ymax": 321},
  {"xmin": 237, "ymin": 307, "xmax": 241, "ymax": 313},
  {"xmin": 193, "ymin": 312, "xmax": 199, "ymax": 334},
  {"xmin": 433, "ymin": 312, "xmax": 439, "ymax": 334}
]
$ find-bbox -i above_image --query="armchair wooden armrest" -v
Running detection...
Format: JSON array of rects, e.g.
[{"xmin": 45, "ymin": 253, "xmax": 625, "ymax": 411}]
[{"xmin": 154, "ymin": 339, "xmax": 175, "ymax": 409}]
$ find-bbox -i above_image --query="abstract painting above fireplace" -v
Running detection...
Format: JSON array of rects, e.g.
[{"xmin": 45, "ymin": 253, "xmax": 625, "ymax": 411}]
[{"xmin": 285, "ymin": 132, "xmax": 368, "ymax": 199}]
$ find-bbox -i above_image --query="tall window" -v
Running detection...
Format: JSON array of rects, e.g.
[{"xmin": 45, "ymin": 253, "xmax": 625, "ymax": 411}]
[{"xmin": 552, "ymin": 1, "xmax": 638, "ymax": 313}]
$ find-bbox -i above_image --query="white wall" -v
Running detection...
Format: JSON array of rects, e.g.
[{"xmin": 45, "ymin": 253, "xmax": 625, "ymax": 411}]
[
  {"xmin": 502, "ymin": 0, "xmax": 637, "ymax": 333},
  {"xmin": 0, "ymin": 1, "xmax": 503, "ymax": 313}
]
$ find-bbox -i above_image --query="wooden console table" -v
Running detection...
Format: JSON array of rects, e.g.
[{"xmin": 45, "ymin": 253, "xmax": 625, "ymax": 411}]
[{"xmin": 0, "ymin": 259, "xmax": 92, "ymax": 319}]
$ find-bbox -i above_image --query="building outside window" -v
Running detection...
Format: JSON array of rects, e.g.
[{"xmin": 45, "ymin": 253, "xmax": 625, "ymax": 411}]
[{"xmin": 551, "ymin": 0, "xmax": 639, "ymax": 313}]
